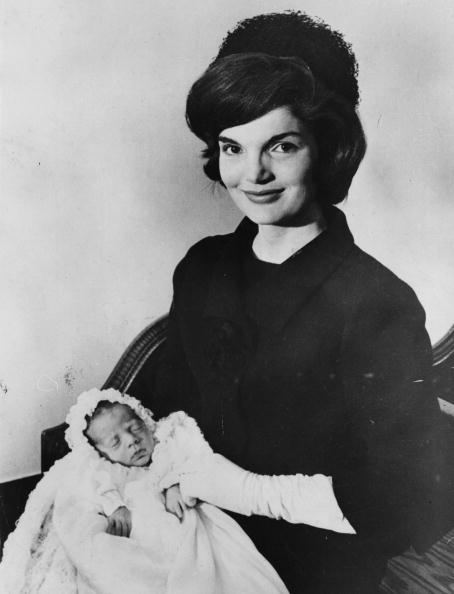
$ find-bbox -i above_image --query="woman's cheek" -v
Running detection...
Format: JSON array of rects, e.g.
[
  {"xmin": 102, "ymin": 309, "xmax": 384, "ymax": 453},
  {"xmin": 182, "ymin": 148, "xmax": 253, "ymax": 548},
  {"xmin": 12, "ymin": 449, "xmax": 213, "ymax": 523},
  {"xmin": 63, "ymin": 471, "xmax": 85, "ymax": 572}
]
[{"xmin": 219, "ymin": 157, "xmax": 240, "ymax": 189}]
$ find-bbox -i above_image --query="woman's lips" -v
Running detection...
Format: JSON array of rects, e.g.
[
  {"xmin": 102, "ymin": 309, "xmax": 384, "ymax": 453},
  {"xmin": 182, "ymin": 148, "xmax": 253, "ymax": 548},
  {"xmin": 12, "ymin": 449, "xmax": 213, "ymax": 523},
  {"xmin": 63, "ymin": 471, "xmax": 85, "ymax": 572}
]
[{"xmin": 242, "ymin": 189, "xmax": 284, "ymax": 203}]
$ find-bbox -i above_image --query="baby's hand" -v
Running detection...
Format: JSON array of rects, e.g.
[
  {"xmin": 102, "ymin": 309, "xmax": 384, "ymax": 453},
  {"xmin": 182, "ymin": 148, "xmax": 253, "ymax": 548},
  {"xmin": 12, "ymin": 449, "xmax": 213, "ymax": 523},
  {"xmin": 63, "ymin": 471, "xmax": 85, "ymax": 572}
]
[
  {"xmin": 106, "ymin": 505, "xmax": 132, "ymax": 537},
  {"xmin": 164, "ymin": 485, "xmax": 190, "ymax": 522}
]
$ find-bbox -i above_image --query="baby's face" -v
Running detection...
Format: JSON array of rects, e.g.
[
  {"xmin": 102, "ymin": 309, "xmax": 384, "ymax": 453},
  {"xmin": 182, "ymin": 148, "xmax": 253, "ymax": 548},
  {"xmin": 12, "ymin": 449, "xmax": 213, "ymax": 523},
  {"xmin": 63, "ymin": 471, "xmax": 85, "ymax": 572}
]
[{"xmin": 86, "ymin": 404, "xmax": 155, "ymax": 467}]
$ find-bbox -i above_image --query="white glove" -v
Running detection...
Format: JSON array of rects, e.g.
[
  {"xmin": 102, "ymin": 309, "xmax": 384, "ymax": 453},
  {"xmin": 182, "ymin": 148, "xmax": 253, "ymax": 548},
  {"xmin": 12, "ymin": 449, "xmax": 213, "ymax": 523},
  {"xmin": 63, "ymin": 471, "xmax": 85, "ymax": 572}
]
[{"xmin": 169, "ymin": 453, "xmax": 355, "ymax": 534}]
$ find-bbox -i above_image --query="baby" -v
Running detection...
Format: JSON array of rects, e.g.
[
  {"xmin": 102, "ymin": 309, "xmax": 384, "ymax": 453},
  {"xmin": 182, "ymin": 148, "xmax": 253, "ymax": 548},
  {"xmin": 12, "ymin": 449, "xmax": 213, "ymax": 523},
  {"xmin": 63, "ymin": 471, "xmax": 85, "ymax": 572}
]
[
  {"xmin": 0, "ymin": 389, "xmax": 289, "ymax": 594},
  {"xmin": 84, "ymin": 398, "xmax": 191, "ymax": 536}
]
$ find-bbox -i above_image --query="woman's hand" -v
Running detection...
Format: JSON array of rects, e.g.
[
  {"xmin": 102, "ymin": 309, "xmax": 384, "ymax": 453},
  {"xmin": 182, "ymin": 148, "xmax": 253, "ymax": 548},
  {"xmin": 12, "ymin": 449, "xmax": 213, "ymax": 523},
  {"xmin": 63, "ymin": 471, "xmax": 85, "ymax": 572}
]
[
  {"xmin": 164, "ymin": 484, "xmax": 197, "ymax": 521},
  {"xmin": 106, "ymin": 505, "xmax": 132, "ymax": 537}
]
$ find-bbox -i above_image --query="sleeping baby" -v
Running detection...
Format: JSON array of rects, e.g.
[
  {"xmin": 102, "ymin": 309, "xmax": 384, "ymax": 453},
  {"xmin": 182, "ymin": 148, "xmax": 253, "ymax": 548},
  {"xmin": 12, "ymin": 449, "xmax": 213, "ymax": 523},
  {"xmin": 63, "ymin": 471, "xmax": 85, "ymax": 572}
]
[{"xmin": 0, "ymin": 388, "xmax": 289, "ymax": 594}]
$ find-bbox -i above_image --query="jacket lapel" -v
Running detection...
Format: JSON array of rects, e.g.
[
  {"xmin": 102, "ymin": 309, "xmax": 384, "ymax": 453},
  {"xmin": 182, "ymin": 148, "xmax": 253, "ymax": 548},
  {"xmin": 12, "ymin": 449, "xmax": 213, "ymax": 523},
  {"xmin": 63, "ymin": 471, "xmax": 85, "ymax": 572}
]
[
  {"xmin": 201, "ymin": 218, "xmax": 256, "ymax": 382},
  {"xmin": 261, "ymin": 207, "xmax": 356, "ymax": 332},
  {"xmin": 202, "ymin": 217, "xmax": 253, "ymax": 324}
]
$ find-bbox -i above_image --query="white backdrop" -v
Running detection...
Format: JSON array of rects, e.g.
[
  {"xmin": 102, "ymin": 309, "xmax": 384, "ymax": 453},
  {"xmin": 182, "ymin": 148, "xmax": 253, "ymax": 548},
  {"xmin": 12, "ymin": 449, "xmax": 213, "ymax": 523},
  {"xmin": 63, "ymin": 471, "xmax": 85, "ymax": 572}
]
[{"xmin": 1, "ymin": 0, "xmax": 454, "ymax": 481}]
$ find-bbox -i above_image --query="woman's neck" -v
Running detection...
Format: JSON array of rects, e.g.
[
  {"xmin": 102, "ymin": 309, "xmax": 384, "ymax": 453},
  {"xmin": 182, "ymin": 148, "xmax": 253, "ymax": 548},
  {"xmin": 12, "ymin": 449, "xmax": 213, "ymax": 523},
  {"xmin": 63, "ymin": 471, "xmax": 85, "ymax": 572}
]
[{"xmin": 252, "ymin": 204, "xmax": 326, "ymax": 264}]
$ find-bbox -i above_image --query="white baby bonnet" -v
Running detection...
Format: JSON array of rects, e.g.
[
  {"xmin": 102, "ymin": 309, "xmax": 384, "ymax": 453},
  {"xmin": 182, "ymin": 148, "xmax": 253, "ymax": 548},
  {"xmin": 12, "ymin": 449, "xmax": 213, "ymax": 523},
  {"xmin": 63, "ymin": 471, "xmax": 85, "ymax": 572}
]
[{"xmin": 0, "ymin": 388, "xmax": 155, "ymax": 593}]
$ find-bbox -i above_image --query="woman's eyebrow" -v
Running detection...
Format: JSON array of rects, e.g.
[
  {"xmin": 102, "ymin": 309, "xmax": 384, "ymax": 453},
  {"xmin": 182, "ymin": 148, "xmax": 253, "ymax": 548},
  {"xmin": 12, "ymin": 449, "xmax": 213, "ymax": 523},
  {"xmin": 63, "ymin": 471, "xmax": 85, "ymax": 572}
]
[
  {"xmin": 266, "ymin": 131, "xmax": 302, "ymax": 143},
  {"xmin": 218, "ymin": 135, "xmax": 240, "ymax": 144},
  {"xmin": 218, "ymin": 131, "xmax": 302, "ymax": 145}
]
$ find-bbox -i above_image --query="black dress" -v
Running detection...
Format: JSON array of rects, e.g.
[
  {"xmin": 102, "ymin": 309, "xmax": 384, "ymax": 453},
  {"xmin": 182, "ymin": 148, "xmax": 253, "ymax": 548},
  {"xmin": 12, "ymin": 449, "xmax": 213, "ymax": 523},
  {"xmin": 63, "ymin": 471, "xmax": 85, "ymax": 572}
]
[{"xmin": 131, "ymin": 207, "xmax": 447, "ymax": 593}]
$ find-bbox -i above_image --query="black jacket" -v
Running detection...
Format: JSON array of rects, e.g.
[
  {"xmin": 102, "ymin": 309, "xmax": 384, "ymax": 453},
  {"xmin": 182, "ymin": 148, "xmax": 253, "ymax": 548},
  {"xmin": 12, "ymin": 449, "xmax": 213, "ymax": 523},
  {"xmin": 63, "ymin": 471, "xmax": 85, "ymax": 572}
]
[{"xmin": 131, "ymin": 207, "xmax": 447, "ymax": 592}]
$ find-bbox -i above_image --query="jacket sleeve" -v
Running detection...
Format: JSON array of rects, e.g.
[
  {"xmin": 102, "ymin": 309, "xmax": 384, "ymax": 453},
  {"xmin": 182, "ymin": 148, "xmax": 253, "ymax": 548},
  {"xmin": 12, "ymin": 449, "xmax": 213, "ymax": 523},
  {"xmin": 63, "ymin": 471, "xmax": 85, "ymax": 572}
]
[{"xmin": 333, "ymin": 281, "xmax": 444, "ymax": 552}]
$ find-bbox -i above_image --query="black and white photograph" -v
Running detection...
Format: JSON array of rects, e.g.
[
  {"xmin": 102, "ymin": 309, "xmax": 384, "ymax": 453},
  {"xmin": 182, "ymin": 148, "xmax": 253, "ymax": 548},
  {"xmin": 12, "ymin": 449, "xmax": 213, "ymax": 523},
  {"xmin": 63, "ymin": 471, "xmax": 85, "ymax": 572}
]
[{"xmin": 1, "ymin": 1, "xmax": 454, "ymax": 592}]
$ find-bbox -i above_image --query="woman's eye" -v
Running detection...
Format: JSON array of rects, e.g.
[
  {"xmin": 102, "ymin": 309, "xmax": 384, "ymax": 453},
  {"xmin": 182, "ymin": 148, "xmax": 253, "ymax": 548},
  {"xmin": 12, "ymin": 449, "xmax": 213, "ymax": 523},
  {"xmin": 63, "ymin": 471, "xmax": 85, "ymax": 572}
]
[
  {"xmin": 220, "ymin": 144, "xmax": 242, "ymax": 155},
  {"xmin": 110, "ymin": 439, "xmax": 120, "ymax": 449},
  {"xmin": 272, "ymin": 142, "xmax": 297, "ymax": 153}
]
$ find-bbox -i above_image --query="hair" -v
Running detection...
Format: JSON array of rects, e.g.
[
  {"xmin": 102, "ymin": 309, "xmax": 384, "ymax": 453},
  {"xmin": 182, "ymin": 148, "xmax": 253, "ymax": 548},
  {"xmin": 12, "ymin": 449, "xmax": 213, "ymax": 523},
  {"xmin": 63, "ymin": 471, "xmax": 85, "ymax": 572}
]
[
  {"xmin": 215, "ymin": 11, "xmax": 360, "ymax": 108},
  {"xmin": 186, "ymin": 52, "xmax": 366, "ymax": 205}
]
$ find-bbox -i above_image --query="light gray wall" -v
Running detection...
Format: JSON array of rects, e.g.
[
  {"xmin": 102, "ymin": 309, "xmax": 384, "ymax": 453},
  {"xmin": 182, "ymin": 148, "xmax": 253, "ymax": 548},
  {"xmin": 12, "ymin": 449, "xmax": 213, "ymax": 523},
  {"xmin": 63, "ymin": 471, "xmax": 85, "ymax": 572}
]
[{"xmin": 1, "ymin": 0, "xmax": 453, "ymax": 481}]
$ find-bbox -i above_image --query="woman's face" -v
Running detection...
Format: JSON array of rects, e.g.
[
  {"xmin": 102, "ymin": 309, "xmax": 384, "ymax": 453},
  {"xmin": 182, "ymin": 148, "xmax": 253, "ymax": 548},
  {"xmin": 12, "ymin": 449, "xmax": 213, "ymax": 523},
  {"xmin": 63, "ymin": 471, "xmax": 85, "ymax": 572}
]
[
  {"xmin": 86, "ymin": 404, "xmax": 155, "ymax": 467},
  {"xmin": 218, "ymin": 106, "xmax": 318, "ymax": 226}
]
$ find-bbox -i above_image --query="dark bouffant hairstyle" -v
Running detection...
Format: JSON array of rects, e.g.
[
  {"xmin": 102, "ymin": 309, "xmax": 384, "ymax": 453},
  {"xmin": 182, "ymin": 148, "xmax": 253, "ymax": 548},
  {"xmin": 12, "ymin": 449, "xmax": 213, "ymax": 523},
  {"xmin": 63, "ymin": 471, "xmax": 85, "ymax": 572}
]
[
  {"xmin": 215, "ymin": 11, "xmax": 360, "ymax": 108},
  {"xmin": 186, "ymin": 52, "xmax": 366, "ymax": 205}
]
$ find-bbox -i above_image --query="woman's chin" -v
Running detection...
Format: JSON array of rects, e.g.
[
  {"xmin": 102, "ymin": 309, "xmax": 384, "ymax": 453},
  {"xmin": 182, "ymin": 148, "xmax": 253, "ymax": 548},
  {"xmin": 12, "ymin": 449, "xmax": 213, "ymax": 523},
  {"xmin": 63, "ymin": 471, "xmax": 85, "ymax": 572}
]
[
  {"xmin": 245, "ymin": 211, "xmax": 302, "ymax": 228},
  {"xmin": 232, "ymin": 200, "xmax": 306, "ymax": 227},
  {"xmin": 240, "ymin": 207, "xmax": 288, "ymax": 226}
]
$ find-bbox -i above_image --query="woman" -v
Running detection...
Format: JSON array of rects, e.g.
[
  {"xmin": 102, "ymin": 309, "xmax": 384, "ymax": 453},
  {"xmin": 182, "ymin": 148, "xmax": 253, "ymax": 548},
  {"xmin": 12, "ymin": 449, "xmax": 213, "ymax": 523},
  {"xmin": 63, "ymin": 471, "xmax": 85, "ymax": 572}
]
[{"xmin": 130, "ymin": 12, "xmax": 445, "ymax": 593}]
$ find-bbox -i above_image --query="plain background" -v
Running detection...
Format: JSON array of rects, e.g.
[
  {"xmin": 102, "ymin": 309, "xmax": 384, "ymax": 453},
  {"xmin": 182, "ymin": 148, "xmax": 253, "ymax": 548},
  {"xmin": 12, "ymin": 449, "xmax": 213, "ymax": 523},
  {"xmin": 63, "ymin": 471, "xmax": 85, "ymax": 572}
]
[{"xmin": 1, "ymin": 0, "xmax": 454, "ymax": 481}]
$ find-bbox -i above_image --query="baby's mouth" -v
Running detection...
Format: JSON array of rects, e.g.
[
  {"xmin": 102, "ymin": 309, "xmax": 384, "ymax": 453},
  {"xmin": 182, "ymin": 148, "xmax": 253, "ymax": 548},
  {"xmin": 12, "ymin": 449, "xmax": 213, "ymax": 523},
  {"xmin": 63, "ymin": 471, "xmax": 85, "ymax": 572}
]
[{"xmin": 131, "ymin": 448, "xmax": 147, "ymax": 462}]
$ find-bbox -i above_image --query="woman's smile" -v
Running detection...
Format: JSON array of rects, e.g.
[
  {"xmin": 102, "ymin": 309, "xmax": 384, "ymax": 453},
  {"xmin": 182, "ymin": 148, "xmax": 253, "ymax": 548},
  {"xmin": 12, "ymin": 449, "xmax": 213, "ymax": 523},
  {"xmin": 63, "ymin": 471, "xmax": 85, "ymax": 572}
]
[{"xmin": 241, "ymin": 188, "xmax": 284, "ymax": 203}]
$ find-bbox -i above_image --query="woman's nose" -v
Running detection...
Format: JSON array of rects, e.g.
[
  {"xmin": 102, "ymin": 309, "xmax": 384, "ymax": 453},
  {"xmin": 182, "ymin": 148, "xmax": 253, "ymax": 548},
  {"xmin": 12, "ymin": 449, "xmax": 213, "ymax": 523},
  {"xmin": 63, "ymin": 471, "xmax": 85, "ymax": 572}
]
[{"xmin": 244, "ymin": 154, "xmax": 273, "ymax": 185}]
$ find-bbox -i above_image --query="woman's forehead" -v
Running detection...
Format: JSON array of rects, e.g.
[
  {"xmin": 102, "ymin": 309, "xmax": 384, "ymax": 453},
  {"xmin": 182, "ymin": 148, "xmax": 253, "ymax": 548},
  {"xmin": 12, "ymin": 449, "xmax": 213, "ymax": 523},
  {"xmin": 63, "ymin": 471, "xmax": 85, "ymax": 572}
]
[{"xmin": 219, "ymin": 106, "xmax": 307, "ymax": 144}]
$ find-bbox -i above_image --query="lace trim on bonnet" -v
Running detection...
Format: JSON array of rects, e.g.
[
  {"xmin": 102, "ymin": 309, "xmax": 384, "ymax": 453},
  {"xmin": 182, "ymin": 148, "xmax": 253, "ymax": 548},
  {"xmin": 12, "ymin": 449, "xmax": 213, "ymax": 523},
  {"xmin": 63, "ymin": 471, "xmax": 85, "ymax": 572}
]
[{"xmin": 65, "ymin": 387, "xmax": 156, "ymax": 454}]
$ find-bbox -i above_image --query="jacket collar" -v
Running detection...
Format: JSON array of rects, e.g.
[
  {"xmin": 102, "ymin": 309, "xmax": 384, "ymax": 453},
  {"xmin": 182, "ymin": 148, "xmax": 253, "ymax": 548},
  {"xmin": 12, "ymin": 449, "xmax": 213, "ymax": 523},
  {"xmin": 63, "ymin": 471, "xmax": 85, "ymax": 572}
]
[{"xmin": 203, "ymin": 206, "xmax": 355, "ymax": 333}]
